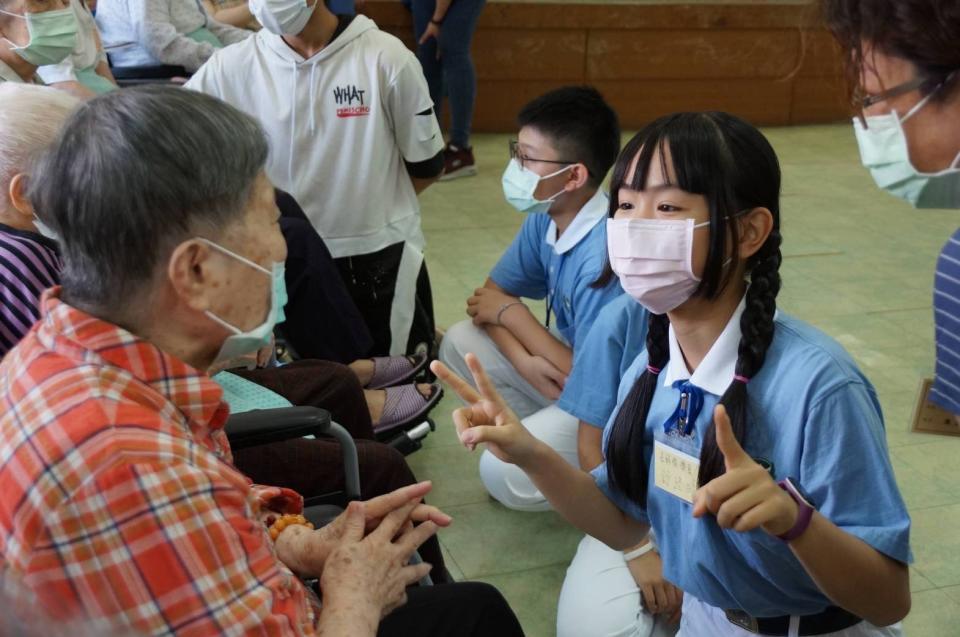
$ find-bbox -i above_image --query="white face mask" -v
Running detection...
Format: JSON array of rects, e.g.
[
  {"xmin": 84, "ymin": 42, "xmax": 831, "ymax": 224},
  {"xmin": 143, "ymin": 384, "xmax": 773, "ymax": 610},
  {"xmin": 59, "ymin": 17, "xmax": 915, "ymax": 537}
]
[
  {"xmin": 607, "ymin": 217, "xmax": 710, "ymax": 315},
  {"xmin": 501, "ymin": 159, "xmax": 572, "ymax": 214},
  {"xmin": 33, "ymin": 215, "xmax": 59, "ymax": 241},
  {"xmin": 249, "ymin": 0, "xmax": 317, "ymax": 36},
  {"xmin": 853, "ymin": 92, "xmax": 960, "ymax": 209}
]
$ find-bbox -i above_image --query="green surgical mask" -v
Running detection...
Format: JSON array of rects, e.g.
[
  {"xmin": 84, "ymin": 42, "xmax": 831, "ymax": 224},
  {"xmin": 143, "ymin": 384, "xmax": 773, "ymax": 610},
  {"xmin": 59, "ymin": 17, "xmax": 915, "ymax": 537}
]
[{"xmin": 1, "ymin": 7, "xmax": 78, "ymax": 67}]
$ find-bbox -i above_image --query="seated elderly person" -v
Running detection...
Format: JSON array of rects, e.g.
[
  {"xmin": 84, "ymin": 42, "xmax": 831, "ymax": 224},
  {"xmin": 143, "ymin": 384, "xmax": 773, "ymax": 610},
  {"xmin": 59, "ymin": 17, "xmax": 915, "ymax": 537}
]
[
  {"xmin": 202, "ymin": 0, "xmax": 259, "ymax": 30},
  {"xmin": 0, "ymin": 81, "xmax": 450, "ymax": 580},
  {"xmin": 0, "ymin": 85, "xmax": 523, "ymax": 635},
  {"xmin": 0, "ymin": 0, "xmax": 77, "ymax": 84},
  {"xmin": 37, "ymin": 0, "xmax": 116, "ymax": 96},
  {"xmin": 95, "ymin": 0, "xmax": 250, "ymax": 74}
]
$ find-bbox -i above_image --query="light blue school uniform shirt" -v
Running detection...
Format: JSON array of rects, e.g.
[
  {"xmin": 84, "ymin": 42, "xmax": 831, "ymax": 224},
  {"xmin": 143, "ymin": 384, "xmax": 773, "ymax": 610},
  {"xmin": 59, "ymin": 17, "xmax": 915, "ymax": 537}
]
[
  {"xmin": 489, "ymin": 189, "xmax": 623, "ymax": 347},
  {"xmin": 591, "ymin": 299, "xmax": 911, "ymax": 617},
  {"xmin": 557, "ymin": 293, "xmax": 648, "ymax": 427}
]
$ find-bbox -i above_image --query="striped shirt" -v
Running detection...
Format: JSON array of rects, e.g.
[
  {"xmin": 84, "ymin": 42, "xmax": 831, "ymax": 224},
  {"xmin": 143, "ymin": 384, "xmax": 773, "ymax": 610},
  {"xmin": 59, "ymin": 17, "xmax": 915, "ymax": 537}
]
[
  {"xmin": 0, "ymin": 289, "xmax": 319, "ymax": 634},
  {"xmin": 0, "ymin": 224, "xmax": 61, "ymax": 359}
]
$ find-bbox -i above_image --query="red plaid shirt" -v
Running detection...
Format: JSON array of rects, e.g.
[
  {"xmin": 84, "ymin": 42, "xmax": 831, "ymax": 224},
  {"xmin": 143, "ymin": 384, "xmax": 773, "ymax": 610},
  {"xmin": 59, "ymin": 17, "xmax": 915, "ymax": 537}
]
[{"xmin": 0, "ymin": 289, "xmax": 319, "ymax": 635}]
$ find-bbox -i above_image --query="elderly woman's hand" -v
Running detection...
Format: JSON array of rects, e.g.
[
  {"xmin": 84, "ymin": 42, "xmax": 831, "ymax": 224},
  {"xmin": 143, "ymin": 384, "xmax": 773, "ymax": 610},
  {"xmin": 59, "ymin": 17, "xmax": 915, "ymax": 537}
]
[
  {"xmin": 318, "ymin": 500, "xmax": 437, "ymax": 628},
  {"xmin": 274, "ymin": 481, "xmax": 451, "ymax": 578}
]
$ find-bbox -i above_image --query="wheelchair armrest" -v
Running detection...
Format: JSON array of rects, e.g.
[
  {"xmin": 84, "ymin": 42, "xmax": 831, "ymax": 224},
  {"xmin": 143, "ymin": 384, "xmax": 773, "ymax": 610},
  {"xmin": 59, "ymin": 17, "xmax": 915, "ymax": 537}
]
[
  {"xmin": 225, "ymin": 407, "xmax": 361, "ymax": 502},
  {"xmin": 226, "ymin": 406, "xmax": 332, "ymax": 450}
]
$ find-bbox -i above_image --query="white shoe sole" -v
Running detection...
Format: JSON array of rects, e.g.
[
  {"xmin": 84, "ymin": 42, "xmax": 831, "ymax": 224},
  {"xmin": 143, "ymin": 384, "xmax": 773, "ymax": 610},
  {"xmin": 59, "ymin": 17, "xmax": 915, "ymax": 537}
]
[{"xmin": 439, "ymin": 165, "xmax": 478, "ymax": 181}]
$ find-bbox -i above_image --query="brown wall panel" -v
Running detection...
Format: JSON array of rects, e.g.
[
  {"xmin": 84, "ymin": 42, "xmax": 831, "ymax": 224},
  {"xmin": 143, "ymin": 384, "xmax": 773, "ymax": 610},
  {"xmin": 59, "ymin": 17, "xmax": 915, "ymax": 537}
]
[
  {"xmin": 366, "ymin": 1, "xmax": 823, "ymax": 31},
  {"xmin": 362, "ymin": 1, "xmax": 849, "ymax": 131},
  {"xmin": 586, "ymin": 29, "xmax": 800, "ymax": 81},
  {"xmin": 594, "ymin": 78, "xmax": 795, "ymax": 128},
  {"xmin": 796, "ymin": 29, "xmax": 845, "ymax": 78},
  {"xmin": 791, "ymin": 76, "xmax": 851, "ymax": 123},
  {"xmin": 470, "ymin": 80, "xmax": 575, "ymax": 131},
  {"xmin": 474, "ymin": 30, "xmax": 587, "ymax": 80}
]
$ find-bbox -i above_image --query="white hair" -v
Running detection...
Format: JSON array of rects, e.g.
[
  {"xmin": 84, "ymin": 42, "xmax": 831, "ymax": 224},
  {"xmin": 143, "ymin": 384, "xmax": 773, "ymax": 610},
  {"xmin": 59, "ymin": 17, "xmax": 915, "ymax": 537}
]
[{"xmin": 0, "ymin": 84, "xmax": 79, "ymax": 207}]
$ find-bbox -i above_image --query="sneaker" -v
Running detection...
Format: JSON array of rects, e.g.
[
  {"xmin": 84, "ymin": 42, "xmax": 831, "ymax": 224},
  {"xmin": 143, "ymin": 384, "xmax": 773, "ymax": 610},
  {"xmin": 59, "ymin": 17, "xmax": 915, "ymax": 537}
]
[{"xmin": 439, "ymin": 143, "xmax": 477, "ymax": 181}]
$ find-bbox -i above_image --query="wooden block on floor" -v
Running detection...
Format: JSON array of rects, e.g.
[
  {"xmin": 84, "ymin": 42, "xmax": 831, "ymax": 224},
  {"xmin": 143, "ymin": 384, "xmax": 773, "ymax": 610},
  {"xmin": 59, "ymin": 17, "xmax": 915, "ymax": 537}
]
[{"xmin": 911, "ymin": 378, "xmax": 960, "ymax": 437}]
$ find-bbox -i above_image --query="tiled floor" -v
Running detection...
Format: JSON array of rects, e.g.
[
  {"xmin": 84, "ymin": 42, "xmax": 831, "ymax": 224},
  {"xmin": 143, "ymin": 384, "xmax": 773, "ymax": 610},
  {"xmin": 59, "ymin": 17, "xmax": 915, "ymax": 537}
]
[{"xmin": 411, "ymin": 124, "xmax": 960, "ymax": 636}]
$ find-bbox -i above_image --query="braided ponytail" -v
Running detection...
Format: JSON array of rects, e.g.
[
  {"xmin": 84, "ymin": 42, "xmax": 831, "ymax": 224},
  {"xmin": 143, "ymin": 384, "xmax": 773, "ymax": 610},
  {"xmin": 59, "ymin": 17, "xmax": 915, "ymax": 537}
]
[
  {"xmin": 606, "ymin": 312, "xmax": 669, "ymax": 505},
  {"xmin": 697, "ymin": 231, "xmax": 783, "ymax": 485}
]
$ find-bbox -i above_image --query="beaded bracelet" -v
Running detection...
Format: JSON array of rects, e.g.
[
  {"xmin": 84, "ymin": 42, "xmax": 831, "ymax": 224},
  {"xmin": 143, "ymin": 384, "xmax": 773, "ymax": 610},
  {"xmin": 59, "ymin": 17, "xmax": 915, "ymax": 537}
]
[{"xmin": 268, "ymin": 514, "xmax": 314, "ymax": 541}]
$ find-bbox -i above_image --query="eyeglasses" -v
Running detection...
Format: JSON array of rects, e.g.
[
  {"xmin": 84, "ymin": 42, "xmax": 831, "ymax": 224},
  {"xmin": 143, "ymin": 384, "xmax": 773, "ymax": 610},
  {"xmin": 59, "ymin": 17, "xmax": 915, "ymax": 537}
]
[
  {"xmin": 854, "ymin": 71, "xmax": 956, "ymax": 127},
  {"xmin": 508, "ymin": 140, "xmax": 575, "ymax": 171},
  {"xmin": 854, "ymin": 76, "xmax": 929, "ymax": 110}
]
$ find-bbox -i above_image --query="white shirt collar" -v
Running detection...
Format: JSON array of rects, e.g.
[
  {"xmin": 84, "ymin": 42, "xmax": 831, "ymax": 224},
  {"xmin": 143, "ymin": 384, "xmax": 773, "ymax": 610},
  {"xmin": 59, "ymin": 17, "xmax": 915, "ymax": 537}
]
[
  {"xmin": 662, "ymin": 296, "xmax": 746, "ymax": 396},
  {"xmin": 545, "ymin": 189, "xmax": 608, "ymax": 255}
]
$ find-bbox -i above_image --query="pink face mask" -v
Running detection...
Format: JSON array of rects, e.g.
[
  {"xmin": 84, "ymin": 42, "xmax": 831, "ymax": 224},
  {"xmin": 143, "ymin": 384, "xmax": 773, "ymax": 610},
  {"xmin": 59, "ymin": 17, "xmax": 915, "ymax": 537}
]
[{"xmin": 606, "ymin": 217, "xmax": 710, "ymax": 314}]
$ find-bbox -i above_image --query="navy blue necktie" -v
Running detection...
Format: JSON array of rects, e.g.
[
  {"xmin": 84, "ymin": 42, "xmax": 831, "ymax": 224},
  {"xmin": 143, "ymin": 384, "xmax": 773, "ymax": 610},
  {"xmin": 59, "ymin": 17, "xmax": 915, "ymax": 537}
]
[{"xmin": 662, "ymin": 380, "xmax": 704, "ymax": 437}]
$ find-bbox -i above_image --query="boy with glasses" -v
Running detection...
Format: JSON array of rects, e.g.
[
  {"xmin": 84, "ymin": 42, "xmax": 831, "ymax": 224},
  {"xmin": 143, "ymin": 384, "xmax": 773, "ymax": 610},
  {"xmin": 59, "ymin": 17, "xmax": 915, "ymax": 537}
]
[{"xmin": 439, "ymin": 85, "xmax": 623, "ymax": 511}]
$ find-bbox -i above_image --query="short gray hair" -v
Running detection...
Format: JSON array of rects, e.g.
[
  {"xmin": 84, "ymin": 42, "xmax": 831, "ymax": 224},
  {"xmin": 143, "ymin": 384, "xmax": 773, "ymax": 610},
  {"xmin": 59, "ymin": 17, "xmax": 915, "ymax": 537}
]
[
  {"xmin": 0, "ymin": 84, "xmax": 79, "ymax": 209},
  {"xmin": 29, "ymin": 85, "xmax": 270, "ymax": 312}
]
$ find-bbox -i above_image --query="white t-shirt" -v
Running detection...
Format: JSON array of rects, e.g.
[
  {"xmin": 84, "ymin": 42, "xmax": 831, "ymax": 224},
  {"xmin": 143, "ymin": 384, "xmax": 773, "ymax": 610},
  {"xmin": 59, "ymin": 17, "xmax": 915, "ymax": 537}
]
[{"xmin": 186, "ymin": 15, "xmax": 444, "ymax": 259}]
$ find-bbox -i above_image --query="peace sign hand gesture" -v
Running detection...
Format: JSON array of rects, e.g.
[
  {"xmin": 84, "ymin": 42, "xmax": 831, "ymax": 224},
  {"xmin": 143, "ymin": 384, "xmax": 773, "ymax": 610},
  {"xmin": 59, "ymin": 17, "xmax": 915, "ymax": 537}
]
[
  {"xmin": 692, "ymin": 405, "xmax": 798, "ymax": 537},
  {"xmin": 430, "ymin": 354, "xmax": 541, "ymax": 467}
]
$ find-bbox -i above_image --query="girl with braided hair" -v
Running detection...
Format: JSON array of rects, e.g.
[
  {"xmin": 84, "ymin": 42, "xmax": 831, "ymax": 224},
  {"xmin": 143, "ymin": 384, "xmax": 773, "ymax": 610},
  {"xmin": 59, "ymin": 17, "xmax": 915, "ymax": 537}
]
[{"xmin": 433, "ymin": 112, "xmax": 912, "ymax": 636}]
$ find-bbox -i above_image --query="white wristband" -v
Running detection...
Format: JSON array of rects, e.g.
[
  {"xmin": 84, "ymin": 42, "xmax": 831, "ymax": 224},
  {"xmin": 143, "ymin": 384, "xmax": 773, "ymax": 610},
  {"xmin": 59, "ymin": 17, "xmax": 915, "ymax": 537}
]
[{"xmin": 622, "ymin": 541, "xmax": 655, "ymax": 562}]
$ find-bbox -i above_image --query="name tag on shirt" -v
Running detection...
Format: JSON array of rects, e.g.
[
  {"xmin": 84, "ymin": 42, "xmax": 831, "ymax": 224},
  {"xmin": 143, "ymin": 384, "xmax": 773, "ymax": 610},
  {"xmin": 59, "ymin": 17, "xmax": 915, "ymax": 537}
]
[{"xmin": 654, "ymin": 440, "xmax": 700, "ymax": 504}]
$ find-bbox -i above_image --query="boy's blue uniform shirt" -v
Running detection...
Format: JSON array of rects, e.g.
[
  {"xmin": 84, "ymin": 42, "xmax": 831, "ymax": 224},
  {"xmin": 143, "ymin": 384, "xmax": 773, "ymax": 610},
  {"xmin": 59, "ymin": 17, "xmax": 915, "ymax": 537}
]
[{"xmin": 489, "ymin": 189, "xmax": 623, "ymax": 348}]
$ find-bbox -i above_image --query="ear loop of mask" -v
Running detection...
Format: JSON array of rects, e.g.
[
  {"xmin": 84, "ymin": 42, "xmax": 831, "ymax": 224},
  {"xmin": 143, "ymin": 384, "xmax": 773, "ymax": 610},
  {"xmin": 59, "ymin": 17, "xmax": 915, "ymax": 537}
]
[
  {"xmin": 198, "ymin": 238, "xmax": 272, "ymax": 332},
  {"xmin": 538, "ymin": 164, "xmax": 576, "ymax": 202}
]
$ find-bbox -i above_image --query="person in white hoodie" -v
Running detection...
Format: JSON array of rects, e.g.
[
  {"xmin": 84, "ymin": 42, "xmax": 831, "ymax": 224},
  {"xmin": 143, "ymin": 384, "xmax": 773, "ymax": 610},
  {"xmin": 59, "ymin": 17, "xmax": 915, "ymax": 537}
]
[{"xmin": 186, "ymin": 0, "xmax": 445, "ymax": 358}]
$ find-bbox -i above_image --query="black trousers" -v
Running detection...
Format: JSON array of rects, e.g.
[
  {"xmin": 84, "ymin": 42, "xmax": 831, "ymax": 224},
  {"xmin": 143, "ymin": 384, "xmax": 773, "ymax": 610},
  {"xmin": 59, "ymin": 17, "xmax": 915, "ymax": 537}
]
[
  {"xmin": 279, "ymin": 215, "xmax": 375, "ymax": 364},
  {"xmin": 334, "ymin": 242, "xmax": 436, "ymax": 358},
  {"xmin": 378, "ymin": 582, "xmax": 524, "ymax": 637}
]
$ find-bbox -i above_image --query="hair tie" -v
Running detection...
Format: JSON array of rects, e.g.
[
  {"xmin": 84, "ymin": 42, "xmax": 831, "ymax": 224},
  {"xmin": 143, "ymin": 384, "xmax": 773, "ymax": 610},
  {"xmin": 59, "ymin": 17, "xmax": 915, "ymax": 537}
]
[
  {"xmin": 734, "ymin": 374, "xmax": 750, "ymax": 385},
  {"xmin": 647, "ymin": 365, "xmax": 662, "ymax": 375}
]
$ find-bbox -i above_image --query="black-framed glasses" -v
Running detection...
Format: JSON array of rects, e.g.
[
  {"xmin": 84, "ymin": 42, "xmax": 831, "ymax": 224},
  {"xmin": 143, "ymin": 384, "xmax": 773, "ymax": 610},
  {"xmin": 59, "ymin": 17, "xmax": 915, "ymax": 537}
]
[{"xmin": 508, "ymin": 140, "xmax": 576, "ymax": 170}]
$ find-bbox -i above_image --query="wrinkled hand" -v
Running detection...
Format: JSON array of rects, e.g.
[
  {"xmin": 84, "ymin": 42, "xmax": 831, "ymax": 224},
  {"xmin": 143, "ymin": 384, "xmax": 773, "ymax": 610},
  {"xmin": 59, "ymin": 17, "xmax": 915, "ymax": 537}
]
[
  {"xmin": 321, "ymin": 481, "xmax": 452, "ymax": 549},
  {"xmin": 627, "ymin": 549, "xmax": 683, "ymax": 624},
  {"xmin": 431, "ymin": 356, "xmax": 541, "ymax": 467},
  {"xmin": 466, "ymin": 287, "xmax": 521, "ymax": 327},
  {"xmin": 278, "ymin": 482, "xmax": 451, "ymax": 577},
  {"xmin": 692, "ymin": 405, "xmax": 798, "ymax": 536},
  {"xmin": 518, "ymin": 354, "xmax": 566, "ymax": 401},
  {"xmin": 320, "ymin": 500, "xmax": 437, "ymax": 620}
]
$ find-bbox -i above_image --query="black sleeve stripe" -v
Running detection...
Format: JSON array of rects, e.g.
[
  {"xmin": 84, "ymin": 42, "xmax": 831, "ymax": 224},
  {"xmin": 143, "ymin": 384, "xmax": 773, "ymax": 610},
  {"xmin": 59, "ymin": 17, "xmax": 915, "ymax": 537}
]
[{"xmin": 405, "ymin": 148, "xmax": 445, "ymax": 179}]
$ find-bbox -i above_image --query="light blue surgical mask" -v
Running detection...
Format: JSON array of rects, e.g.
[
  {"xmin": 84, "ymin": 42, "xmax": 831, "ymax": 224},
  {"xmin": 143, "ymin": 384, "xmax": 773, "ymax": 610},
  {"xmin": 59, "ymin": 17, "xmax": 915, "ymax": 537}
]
[
  {"xmin": 0, "ymin": 7, "xmax": 78, "ymax": 67},
  {"xmin": 200, "ymin": 238, "xmax": 288, "ymax": 366},
  {"xmin": 853, "ymin": 91, "xmax": 960, "ymax": 209},
  {"xmin": 501, "ymin": 158, "xmax": 572, "ymax": 214}
]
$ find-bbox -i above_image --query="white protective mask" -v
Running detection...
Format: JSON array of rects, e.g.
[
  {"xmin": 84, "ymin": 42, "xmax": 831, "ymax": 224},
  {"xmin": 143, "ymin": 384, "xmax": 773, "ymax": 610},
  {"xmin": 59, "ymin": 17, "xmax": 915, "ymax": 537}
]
[
  {"xmin": 501, "ymin": 158, "xmax": 572, "ymax": 214},
  {"xmin": 607, "ymin": 217, "xmax": 710, "ymax": 315},
  {"xmin": 853, "ymin": 92, "xmax": 960, "ymax": 209},
  {"xmin": 33, "ymin": 216, "xmax": 60, "ymax": 242},
  {"xmin": 249, "ymin": 0, "xmax": 317, "ymax": 35}
]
